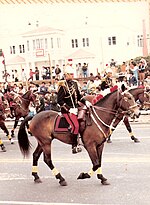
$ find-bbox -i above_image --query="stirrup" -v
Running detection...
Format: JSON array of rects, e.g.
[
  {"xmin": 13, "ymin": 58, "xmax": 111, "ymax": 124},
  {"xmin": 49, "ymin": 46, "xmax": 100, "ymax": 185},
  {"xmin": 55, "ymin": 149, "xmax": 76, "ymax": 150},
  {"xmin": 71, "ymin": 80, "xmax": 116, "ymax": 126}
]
[{"xmin": 72, "ymin": 146, "xmax": 82, "ymax": 154}]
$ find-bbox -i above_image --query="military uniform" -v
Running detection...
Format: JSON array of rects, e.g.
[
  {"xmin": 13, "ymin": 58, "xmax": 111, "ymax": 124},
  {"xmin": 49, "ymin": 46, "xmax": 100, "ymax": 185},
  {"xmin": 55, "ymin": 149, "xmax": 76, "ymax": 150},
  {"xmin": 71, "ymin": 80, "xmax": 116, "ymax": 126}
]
[{"xmin": 57, "ymin": 79, "xmax": 86, "ymax": 154}]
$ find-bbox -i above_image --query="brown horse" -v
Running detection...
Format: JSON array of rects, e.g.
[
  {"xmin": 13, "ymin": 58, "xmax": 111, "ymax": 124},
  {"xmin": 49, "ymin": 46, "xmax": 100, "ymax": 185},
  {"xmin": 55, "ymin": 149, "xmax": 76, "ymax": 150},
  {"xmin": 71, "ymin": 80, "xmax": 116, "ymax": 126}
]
[
  {"xmin": 17, "ymin": 90, "xmax": 140, "ymax": 186},
  {"xmin": 7, "ymin": 90, "xmax": 38, "ymax": 137}
]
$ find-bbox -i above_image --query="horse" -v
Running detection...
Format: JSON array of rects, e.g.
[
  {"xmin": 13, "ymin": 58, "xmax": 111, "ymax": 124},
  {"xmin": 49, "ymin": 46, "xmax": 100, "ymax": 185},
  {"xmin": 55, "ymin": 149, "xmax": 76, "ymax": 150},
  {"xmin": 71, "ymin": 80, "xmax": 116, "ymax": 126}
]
[
  {"xmin": 87, "ymin": 87, "xmax": 148, "ymax": 143},
  {"xmin": 17, "ymin": 90, "xmax": 140, "ymax": 186},
  {"xmin": 4, "ymin": 90, "xmax": 38, "ymax": 137}
]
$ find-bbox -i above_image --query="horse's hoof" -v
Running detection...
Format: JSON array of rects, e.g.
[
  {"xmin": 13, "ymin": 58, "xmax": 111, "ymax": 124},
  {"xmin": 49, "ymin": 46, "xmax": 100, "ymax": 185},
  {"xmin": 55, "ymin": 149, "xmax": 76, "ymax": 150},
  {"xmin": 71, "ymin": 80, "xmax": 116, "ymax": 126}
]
[
  {"xmin": 59, "ymin": 180, "xmax": 67, "ymax": 186},
  {"xmin": 34, "ymin": 178, "xmax": 42, "ymax": 183},
  {"xmin": 1, "ymin": 145, "xmax": 6, "ymax": 152},
  {"xmin": 107, "ymin": 139, "xmax": 112, "ymax": 143},
  {"xmin": 131, "ymin": 136, "xmax": 140, "ymax": 143},
  {"xmin": 77, "ymin": 172, "xmax": 91, "ymax": 179},
  {"xmin": 101, "ymin": 180, "xmax": 110, "ymax": 185},
  {"xmin": 10, "ymin": 138, "xmax": 14, "ymax": 144}
]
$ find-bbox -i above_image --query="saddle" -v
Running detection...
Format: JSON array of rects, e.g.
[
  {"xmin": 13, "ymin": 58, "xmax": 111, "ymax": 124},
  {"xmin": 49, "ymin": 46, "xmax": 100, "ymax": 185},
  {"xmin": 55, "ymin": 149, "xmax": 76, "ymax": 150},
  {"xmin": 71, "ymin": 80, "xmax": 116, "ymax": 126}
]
[{"xmin": 54, "ymin": 106, "xmax": 92, "ymax": 133}]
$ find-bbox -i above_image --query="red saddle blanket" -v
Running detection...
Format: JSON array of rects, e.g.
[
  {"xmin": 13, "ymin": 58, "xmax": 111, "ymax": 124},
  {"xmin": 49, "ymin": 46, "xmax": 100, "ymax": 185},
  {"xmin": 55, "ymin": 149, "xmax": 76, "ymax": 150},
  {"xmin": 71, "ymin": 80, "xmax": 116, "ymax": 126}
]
[{"xmin": 54, "ymin": 115, "xmax": 70, "ymax": 133}]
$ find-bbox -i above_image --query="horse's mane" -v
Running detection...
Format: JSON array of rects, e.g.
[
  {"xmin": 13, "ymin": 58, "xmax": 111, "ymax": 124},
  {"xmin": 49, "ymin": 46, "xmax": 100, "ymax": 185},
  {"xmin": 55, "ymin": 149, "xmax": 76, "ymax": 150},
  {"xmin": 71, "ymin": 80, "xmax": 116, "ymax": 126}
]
[
  {"xmin": 94, "ymin": 90, "xmax": 117, "ymax": 106},
  {"xmin": 22, "ymin": 90, "xmax": 31, "ymax": 98}
]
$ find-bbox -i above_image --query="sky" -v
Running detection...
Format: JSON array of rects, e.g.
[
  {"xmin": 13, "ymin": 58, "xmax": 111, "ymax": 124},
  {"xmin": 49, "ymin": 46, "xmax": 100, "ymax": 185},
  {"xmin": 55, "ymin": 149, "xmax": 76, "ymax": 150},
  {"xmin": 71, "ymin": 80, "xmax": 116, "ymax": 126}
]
[{"xmin": 0, "ymin": 2, "xmax": 149, "ymax": 47}]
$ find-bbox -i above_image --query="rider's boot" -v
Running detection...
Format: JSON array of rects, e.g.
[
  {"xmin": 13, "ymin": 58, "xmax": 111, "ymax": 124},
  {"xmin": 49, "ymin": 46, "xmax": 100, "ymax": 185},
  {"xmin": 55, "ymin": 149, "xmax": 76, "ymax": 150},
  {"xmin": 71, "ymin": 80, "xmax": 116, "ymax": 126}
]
[{"xmin": 71, "ymin": 134, "xmax": 82, "ymax": 154}]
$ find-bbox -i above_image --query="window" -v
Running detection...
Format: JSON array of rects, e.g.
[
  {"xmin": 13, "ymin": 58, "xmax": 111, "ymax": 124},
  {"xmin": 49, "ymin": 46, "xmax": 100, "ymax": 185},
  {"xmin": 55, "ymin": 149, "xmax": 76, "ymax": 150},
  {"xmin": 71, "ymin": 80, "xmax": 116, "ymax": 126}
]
[
  {"xmin": 83, "ymin": 38, "xmax": 85, "ymax": 47},
  {"xmin": 71, "ymin": 39, "xmax": 78, "ymax": 48},
  {"xmin": 33, "ymin": 40, "xmax": 35, "ymax": 50},
  {"xmin": 19, "ymin": 45, "xmax": 25, "ymax": 53},
  {"xmin": 51, "ymin": 38, "xmax": 54, "ymax": 49},
  {"xmin": 36, "ymin": 39, "xmax": 40, "ymax": 49},
  {"xmin": 108, "ymin": 36, "xmax": 116, "ymax": 45},
  {"xmin": 10, "ymin": 46, "xmax": 12, "ymax": 54},
  {"xmin": 40, "ymin": 39, "xmax": 43, "ymax": 48},
  {"xmin": 12, "ymin": 46, "xmax": 15, "ymax": 54},
  {"xmin": 71, "ymin": 39, "xmax": 74, "ymax": 48},
  {"xmin": 83, "ymin": 38, "xmax": 89, "ymax": 47},
  {"xmin": 75, "ymin": 39, "xmax": 78, "ymax": 47},
  {"xmin": 137, "ymin": 35, "xmax": 143, "ymax": 47},
  {"xmin": 45, "ymin": 38, "xmax": 48, "ymax": 49},
  {"xmin": 57, "ymin": 38, "xmax": 61, "ymax": 48}
]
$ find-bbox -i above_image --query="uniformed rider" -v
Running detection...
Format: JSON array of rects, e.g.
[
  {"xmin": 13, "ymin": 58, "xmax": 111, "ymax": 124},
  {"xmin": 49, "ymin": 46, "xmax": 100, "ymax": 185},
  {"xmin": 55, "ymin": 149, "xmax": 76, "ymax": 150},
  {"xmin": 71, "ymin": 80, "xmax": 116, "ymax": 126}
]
[{"xmin": 57, "ymin": 65, "xmax": 92, "ymax": 154}]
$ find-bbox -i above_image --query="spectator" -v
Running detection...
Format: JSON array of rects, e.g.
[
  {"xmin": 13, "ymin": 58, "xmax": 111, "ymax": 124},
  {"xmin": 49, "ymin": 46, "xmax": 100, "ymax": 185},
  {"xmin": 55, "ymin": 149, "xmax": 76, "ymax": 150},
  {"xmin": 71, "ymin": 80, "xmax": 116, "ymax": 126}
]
[
  {"xmin": 21, "ymin": 68, "xmax": 27, "ymax": 82},
  {"xmin": 14, "ymin": 70, "xmax": 19, "ymax": 82},
  {"xmin": 35, "ymin": 67, "xmax": 39, "ymax": 80},
  {"xmin": 129, "ymin": 72, "xmax": 137, "ymax": 87},
  {"xmin": 76, "ymin": 63, "xmax": 82, "ymax": 78},
  {"xmin": 94, "ymin": 75, "xmax": 101, "ymax": 87},
  {"xmin": 55, "ymin": 65, "xmax": 61, "ymax": 79},
  {"xmin": 82, "ymin": 63, "xmax": 88, "ymax": 78},
  {"xmin": 28, "ymin": 69, "xmax": 35, "ymax": 81},
  {"xmin": 40, "ymin": 82, "xmax": 48, "ymax": 93},
  {"xmin": 129, "ymin": 61, "xmax": 138, "ymax": 86},
  {"xmin": 41, "ymin": 66, "xmax": 47, "ymax": 80}
]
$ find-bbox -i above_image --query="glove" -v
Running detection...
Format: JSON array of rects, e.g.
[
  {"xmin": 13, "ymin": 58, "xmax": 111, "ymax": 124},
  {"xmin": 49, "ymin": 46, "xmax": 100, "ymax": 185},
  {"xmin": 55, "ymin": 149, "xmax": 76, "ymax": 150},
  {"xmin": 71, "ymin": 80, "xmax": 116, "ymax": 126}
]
[
  {"xmin": 85, "ymin": 101, "xmax": 92, "ymax": 108},
  {"xmin": 70, "ymin": 108, "xmax": 78, "ymax": 115}
]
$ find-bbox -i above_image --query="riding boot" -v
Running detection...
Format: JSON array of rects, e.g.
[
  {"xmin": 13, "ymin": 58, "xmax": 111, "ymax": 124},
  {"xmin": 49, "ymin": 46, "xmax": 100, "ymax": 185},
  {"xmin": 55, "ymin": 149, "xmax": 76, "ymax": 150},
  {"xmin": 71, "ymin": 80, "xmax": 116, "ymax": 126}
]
[{"xmin": 71, "ymin": 134, "xmax": 82, "ymax": 154}]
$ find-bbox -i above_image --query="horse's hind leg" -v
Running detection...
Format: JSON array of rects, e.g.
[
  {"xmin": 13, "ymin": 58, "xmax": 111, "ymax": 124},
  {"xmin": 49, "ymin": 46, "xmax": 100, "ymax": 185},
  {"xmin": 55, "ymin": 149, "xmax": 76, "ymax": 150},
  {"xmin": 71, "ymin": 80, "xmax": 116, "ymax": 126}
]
[
  {"xmin": 123, "ymin": 117, "xmax": 140, "ymax": 143},
  {"xmin": 32, "ymin": 143, "xmax": 43, "ymax": 183},
  {"xmin": 11, "ymin": 118, "xmax": 19, "ymax": 137},
  {"xmin": 0, "ymin": 138, "xmax": 6, "ymax": 152},
  {"xmin": 0, "ymin": 121, "xmax": 14, "ymax": 144},
  {"xmin": 42, "ymin": 141, "xmax": 67, "ymax": 186}
]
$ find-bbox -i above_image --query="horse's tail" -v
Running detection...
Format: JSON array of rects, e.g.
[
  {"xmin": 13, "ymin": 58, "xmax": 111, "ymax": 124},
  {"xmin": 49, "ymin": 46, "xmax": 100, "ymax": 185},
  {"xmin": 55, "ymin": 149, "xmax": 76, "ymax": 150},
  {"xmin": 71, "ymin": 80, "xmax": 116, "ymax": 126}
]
[{"xmin": 17, "ymin": 115, "xmax": 33, "ymax": 157}]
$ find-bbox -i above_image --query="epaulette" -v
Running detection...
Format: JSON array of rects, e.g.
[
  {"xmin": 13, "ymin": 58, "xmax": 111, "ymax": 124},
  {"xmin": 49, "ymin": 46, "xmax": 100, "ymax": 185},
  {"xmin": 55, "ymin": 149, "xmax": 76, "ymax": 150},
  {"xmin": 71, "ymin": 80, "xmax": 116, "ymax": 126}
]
[{"xmin": 58, "ymin": 80, "xmax": 66, "ymax": 87}]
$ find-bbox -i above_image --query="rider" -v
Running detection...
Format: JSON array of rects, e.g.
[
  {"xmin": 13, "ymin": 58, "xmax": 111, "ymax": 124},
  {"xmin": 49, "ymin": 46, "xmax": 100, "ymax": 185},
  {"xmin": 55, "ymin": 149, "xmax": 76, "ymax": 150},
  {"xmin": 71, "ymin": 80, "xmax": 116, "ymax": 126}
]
[{"xmin": 57, "ymin": 64, "xmax": 92, "ymax": 154}]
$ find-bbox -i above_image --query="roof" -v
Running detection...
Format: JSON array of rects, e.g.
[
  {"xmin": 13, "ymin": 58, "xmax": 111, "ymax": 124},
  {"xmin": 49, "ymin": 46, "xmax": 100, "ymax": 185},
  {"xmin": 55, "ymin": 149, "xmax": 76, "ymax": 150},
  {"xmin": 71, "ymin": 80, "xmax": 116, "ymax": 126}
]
[
  {"xmin": 0, "ymin": 0, "xmax": 142, "ymax": 4},
  {"xmin": 6, "ymin": 55, "xmax": 26, "ymax": 65},
  {"xmin": 22, "ymin": 26, "xmax": 63, "ymax": 36},
  {"xmin": 66, "ymin": 49, "xmax": 95, "ymax": 60}
]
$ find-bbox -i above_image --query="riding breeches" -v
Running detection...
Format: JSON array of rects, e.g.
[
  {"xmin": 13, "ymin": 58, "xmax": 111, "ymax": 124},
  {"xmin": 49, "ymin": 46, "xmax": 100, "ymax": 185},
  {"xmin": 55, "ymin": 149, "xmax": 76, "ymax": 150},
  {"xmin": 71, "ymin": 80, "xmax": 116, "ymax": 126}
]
[{"xmin": 62, "ymin": 113, "xmax": 79, "ymax": 135}]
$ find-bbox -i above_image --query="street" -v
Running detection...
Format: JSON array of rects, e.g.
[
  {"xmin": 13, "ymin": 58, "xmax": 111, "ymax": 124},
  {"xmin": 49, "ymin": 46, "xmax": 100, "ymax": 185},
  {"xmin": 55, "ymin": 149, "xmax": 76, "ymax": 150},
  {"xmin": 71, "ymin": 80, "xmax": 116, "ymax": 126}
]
[{"xmin": 0, "ymin": 117, "xmax": 150, "ymax": 205}]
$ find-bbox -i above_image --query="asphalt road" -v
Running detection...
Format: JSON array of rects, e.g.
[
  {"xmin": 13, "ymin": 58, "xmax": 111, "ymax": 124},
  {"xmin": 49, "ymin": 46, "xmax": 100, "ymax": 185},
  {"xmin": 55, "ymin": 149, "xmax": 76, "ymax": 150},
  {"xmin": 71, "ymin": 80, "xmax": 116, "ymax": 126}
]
[{"xmin": 0, "ymin": 119, "xmax": 150, "ymax": 205}]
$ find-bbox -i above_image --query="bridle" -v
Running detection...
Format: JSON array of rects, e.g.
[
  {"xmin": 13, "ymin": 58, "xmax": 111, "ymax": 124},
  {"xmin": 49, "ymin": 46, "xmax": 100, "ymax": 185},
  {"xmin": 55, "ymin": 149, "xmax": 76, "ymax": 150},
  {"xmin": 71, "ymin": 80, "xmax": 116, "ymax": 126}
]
[{"xmin": 89, "ymin": 90, "xmax": 138, "ymax": 138}]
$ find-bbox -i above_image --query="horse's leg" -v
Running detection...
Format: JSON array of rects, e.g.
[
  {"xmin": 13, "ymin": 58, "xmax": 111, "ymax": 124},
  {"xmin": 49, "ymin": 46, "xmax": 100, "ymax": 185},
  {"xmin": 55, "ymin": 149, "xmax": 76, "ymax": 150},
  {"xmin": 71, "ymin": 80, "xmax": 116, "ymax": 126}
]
[
  {"xmin": 0, "ymin": 138, "xmax": 6, "ymax": 152},
  {"xmin": 0, "ymin": 121, "xmax": 14, "ymax": 144},
  {"xmin": 96, "ymin": 144, "xmax": 110, "ymax": 185},
  {"xmin": 32, "ymin": 143, "xmax": 43, "ymax": 183},
  {"xmin": 123, "ymin": 117, "xmax": 140, "ymax": 143},
  {"xmin": 11, "ymin": 118, "xmax": 19, "ymax": 137},
  {"xmin": 42, "ymin": 140, "xmax": 67, "ymax": 186}
]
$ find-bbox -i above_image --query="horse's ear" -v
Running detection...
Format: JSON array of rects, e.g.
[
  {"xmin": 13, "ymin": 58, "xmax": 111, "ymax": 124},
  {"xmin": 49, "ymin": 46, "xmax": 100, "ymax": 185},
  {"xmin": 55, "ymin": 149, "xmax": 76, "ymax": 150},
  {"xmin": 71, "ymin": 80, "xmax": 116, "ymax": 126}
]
[{"xmin": 121, "ymin": 84, "xmax": 126, "ymax": 92}]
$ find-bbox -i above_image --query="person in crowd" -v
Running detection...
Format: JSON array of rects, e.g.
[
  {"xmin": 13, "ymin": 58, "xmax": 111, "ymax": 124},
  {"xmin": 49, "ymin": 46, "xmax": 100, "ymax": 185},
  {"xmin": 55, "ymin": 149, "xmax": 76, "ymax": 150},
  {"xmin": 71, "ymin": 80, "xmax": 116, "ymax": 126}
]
[
  {"xmin": 129, "ymin": 61, "xmax": 138, "ymax": 86},
  {"xmin": 41, "ymin": 66, "xmax": 47, "ymax": 80},
  {"xmin": 28, "ymin": 69, "xmax": 35, "ymax": 81},
  {"xmin": 94, "ymin": 75, "xmax": 101, "ymax": 87},
  {"xmin": 21, "ymin": 68, "xmax": 27, "ymax": 82},
  {"xmin": 14, "ymin": 70, "xmax": 19, "ymax": 82},
  {"xmin": 76, "ymin": 63, "xmax": 82, "ymax": 78},
  {"xmin": 138, "ymin": 60, "xmax": 146, "ymax": 84},
  {"xmin": 128, "ymin": 72, "xmax": 137, "ymax": 87},
  {"xmin": 82, "ymin": 63, "xmax": 88, "ymax": 78},
  {"xmin": 55, "ymin": 65, "xmax": 61, "ymax": 80},
  {"xmin": 40, "ymin": 82, "xmax": 48, "ymax": 93},
  {"xmin": 35, "ymin": 67, "xmax": 39, "ymax": 80},
  {"xmin": 57, "ymin": 65, "xmax": 92, "ymax": 154}
]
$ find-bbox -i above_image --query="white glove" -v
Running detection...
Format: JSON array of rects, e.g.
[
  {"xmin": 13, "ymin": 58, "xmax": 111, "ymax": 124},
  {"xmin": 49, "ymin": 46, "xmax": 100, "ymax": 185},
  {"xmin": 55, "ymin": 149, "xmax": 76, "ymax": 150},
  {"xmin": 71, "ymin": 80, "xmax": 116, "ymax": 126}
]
[
  {"xmin": 85, "ymin": 101, "xmax": 92, "ymax": 108},
  {"xmin": 70, "ymin": 108, "xmax": 78, "ymax": 115}
]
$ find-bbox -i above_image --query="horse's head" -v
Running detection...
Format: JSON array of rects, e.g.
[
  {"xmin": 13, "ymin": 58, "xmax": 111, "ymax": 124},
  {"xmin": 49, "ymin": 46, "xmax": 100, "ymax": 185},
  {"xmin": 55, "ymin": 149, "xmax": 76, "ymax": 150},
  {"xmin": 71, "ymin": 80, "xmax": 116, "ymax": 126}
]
[{"xmin": 120, "ymin": 91, "xmax": 140, "ymax": 118}]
